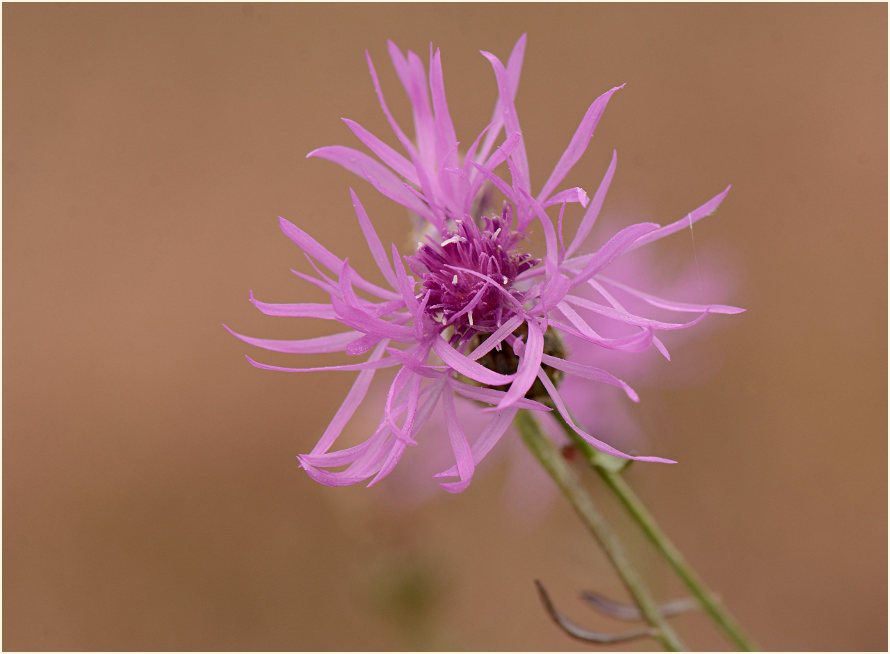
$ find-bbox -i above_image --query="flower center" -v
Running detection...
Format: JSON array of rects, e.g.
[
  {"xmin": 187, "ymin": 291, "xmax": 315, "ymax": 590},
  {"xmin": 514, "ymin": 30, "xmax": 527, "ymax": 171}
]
[{"xmin": 407, "ymin": 208, "xmax": 538, "ymax": 343}]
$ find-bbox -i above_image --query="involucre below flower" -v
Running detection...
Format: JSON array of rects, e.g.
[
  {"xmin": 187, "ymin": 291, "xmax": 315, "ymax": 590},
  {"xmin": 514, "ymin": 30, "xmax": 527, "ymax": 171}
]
[{"xmin": 226, "ymin": 36, "xmax": 743, "ymax": 492}]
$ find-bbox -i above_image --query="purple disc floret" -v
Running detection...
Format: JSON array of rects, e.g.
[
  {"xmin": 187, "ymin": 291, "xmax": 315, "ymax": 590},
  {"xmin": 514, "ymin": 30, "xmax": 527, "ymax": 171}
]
[{"xmin": 407, "ymin": 206, "xmax": 538, "ymax": 345}]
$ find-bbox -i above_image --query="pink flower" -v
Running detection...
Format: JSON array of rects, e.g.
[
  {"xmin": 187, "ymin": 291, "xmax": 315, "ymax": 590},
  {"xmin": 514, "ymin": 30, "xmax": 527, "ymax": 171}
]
[{"xmin": 227, "ymin": 38, "xmax": 742, "ymax": 492}]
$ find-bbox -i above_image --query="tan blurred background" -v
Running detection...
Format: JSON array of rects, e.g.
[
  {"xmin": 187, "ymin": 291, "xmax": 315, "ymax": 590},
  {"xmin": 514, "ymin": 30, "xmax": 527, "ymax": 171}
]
[{"xmin": 3, "ymin": 3, "xmax": 886, "ymax": 651}]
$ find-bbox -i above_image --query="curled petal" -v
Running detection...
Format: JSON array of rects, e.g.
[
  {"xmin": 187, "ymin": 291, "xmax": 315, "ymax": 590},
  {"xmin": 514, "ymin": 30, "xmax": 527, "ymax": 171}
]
[
  {"xmin": 537, "ymin": 370, "xmax": 676, "ymax": 464},
  {"xmin": 449, "ymin": 379, "xmax": 550, "ymax": 411},
  {"xmin": 429, "ymin": 48, "xmax": 460, "ymax": 179},
  {"xmin": 467, "ymin": 132, "xmax": 521, "ymax": 207},
  {"xmin": 565, "ymin": 149, "xmax": 618, "ymax": 259},
  {"xmin": 308, "ymin": 146, "xmax": 429, "ymax": 216},
  {"xmin": 537, "ymin": 84, "xmax": 624, "ymax": 204},
  {"xmin": 599, "ymin": 275, "xmax": 746, "ymax": 314},
  {"xmin": 367, "ymin": 440, "xmax": 411, "ymax": 487},
  {"xmin": 364, "ymin": 49, "xmax": 444, "ymax": 231},
  {"xmin": 438, "ymin": 390, "xmax": 475, "ymax": 493},
  {"xmin": 466, "ymin": 315, "xmax": 525, "ymax": 361},
  {"xmin": 248, "ymin": 291, "xmax": 337, "ymax": 319},
  {"xmin": 224, "ymin": 324, "xmax": 361, "ymax": 354},
  {"xmin": 543, "ymin": 186, "xmax": 590, "ymax": 209},
  {"xmin": 628, "ymin": 185, "xmax": 732, "ymax": 251},
  {"xmin": 432, "ymin": 337, "xmax": 516, "ymax": 387},
  {"xmin": 549, "ymin": 313, "xmax": 655, "ymax": 352},
  {"xmin": 541, "ymin": 354, "xmax": 639, "ymax": 402},
  {"xmin": 341, "ymin": 118, "xmax": 420, "ymax": 185},
  {"xmin": 563, "ymin": 293, "xmax": 711, "ymax": 331},
  {"xmin": 569, "ymin": 222, "xmax": 660, "ymax": 288},
  {"xmin": 279, "ymin": 217, "xmax": 399, "ymax": 301},
  {"xmin": 278, "ymin": 216, "xmax": 343, "ymax": 273},
  {"xmin": 475, "ymin": 33, "xmax": 526, "ymax": 166},
  {"xmin": 350, "ymin": 189, "xmax": 398, "ymax": 288},
  {"xmin": 244, "ymin": 354, "xmax": 401, "ymax": 374},
  {"xmin": 435, "ymin": 406, "xmax": 517, "ymax": 479},
  {"xmin": 496, "ymin": 320, "xmax": 545, "ymax": 410},
  {"xmin": 480, "ymin": 49, "xmax": 530, "ymax": 199},
  {"xmin": 311, "ymin": 340, "xmax": 390, "ymax": 456}
]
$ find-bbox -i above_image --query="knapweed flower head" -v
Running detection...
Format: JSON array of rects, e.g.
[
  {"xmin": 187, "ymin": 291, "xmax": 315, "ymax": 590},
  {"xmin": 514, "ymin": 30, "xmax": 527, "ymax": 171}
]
[{"xmin": 227, "ymin": 36, "xmax": 743, "ymax": 492}]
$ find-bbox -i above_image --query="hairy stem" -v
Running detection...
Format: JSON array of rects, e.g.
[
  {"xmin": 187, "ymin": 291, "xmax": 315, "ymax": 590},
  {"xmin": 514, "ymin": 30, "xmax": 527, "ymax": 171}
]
[{"xmin": 515, "ymin": 410, "xmax": 687, "ymax": 651}]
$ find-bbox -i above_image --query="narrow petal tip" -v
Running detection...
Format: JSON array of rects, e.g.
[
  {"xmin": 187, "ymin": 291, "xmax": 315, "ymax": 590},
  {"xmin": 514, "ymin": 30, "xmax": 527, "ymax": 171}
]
[
  {"xmin": 439, "ymin": 479, "xmax": 471, "ymax": 493},
  {"xmin": 644, "ymin": 456, "xmax": 677, "ymax": 465}
]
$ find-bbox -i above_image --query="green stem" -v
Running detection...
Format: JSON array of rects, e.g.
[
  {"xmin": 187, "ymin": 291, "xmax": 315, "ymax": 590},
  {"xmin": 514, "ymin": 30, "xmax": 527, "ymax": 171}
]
[
  {"xmin": 550, "ymin": 410, "xmax": 758, "ymax": 651},
  {"xmin": 514, "ymin": 410, "xmax": 687, "ymax": 652}
]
